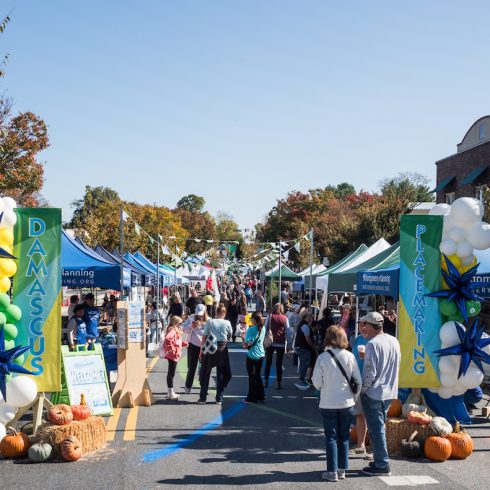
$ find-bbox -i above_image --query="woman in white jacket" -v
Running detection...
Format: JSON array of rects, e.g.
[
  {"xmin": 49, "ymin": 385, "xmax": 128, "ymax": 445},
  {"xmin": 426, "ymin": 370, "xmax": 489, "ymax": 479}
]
[{"xmin": 312, "ymin": 325, "xmax": 362, "ymax": 482}]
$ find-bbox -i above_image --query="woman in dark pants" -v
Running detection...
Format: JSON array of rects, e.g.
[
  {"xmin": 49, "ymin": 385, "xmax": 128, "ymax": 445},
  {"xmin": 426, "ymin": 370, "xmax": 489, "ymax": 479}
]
[
  {"xmin": 263, "ymin": 303, "xmax": 289, "ymax": 389},
  {"xmin": 243, "ymin": 312, "xmax": 266, "ymax": 403},
  {"xmin": 226, "ymin": 296, "xmax": 239, "ymax": 342}
]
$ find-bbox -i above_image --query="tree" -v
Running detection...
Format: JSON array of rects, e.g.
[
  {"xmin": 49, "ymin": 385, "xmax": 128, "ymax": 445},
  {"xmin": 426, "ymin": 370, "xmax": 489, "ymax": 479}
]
[
  {"xmin": 176, "ymin": 194, "xmax": 205, "ymax": 213},
  {"xmin": 175, "ymin": 208, "xmax": 216, "ymax": 254},
  {"xmin": 0, "ymin": 98, "xmax": 49, "ymax": 206},
  {"xmin": 0, "ymin": 14, "xmax": 10, "ymax": 78},
  {"xmin": 215, "ymin": 212, "xmax": 241, "ymax": 242}
]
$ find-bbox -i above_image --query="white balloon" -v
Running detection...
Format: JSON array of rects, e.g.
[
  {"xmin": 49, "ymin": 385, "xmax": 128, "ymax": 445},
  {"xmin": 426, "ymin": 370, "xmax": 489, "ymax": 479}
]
[
  {"xmin": 439, "ymin": 356, "xmax": 459, "ymax": 374},
  {"xmin": 452, "ymin": 382, "xmax": 468, "ymax": 396},
  {"xmin": 5, "ymin": 376, "xmax": 38, "ymax": 408},
  {"xmin": 0, "ymin": 403, "xmax": 17, "ymax": 424},
  {"xmin": 443, "ymin": 214, "xmax": 456, "ymax": 233},
  {"xmin": 461, "ymin": 255, "xmax": 475, "ymax": 266},
  {"xmin": 456, "ymin": 241, "xmax": 473, "ymax": 259},
  {"xmin": 0, "ymin": 208, "xmax": 16, "ymax": 229},
  {"xmin": 438, "ymin": 387, "xmax": 454, "ymax": 399},
  {"xmin": 440, "ymin": 321, "xmax": 463, "ymax": 346},
  {"xmin": 427, "ymin": 387, "xmax": 439, "ymax": 393},
  {"xmin": 450, "ymin": 197, "xmax": 484, "ymax": 226},
  {"xmin": 440, "ymin": 372, "xmax": 458, "ymax": 387},
  {"xmin": 459, "ymin": 365, "xmax": 484, "ymax": 389},
  {"xmin": 2, "ymin": 197, "xmax": 17, "ymax": 210},
  {"xmin": 429, "ymin": 203, "xmax": 452, "ymax": 216},
  {"xmin": 440, "ymin": 239, "xmax": 458, "ymax": 256},
  {"xmin": 448, "ymin": 226, "xmax": 467, "ymax": 243},
  {"xmin": 0, "ymin": 422, "xmax": 5, "ymax": 442},
  {"xmin": 466, "ymin": 221, "xmax": 490, "ymax": 250}
]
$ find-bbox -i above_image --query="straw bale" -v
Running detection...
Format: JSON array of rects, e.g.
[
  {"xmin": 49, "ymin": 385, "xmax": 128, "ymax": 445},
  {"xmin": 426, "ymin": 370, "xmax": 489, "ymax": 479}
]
[
  {"xmin": 386, "ymin": 417, "xmax": 432, "ymax": 455},
  {"xmin": 34, "ymin": 416, "xmax": 106, "ymax": 459}
]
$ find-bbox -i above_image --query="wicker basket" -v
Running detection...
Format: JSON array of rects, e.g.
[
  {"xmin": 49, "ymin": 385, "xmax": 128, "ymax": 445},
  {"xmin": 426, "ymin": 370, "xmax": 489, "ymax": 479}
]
[{"xmin": 386, "ymin": 417, "xmax": 432, "ymax": 455}]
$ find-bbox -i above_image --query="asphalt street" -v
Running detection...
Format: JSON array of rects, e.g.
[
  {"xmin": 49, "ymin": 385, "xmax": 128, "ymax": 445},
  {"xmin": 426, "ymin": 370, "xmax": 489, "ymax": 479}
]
[{"xmin": 1, "ymin": 345, "xmax": 490, "ymax": 489}]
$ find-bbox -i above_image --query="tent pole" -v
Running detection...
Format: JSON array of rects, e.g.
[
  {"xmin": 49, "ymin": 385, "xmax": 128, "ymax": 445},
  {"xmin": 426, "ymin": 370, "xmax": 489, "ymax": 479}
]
[
  {"xmin": 278, "ymin": 243, "xmax": 282, "ymax": 307},
  {"xmin": 309, "ymin": 228, "xmax": 314, "ymax": 310},
  {"xmin": 355, "ymin": 297, "xmax": 359, "ymax": 337},
  {"xmin": 119, "ymin": 205, "xmax": 124, "ymax": 300},
  {"xmin": 156, "ymin": 235, "xmax": 160, "ymax": 344}
]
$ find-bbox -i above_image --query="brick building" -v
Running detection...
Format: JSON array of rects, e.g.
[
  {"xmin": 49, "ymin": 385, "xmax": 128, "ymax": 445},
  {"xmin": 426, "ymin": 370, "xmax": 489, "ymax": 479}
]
[{"xmin": 434, "ymin": 116, "xmax": 490, "ymax": 204}]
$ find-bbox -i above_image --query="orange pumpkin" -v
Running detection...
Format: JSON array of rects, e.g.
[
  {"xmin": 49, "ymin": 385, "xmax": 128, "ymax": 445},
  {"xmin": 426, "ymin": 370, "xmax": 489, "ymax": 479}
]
[
  {"xmin": 71, "ymin": 394, "xmax": 91, "ymax": 421},
  {"xmin": 424, "ymin": 436, "xmax": 452, "ymax": 462},
  {"xmin": 61, "ymin": 435, "xmax": 82, "ymax": 462},
  {"xmin": 407, "ymin": 410, "xmax": 432, "ymax": 426},
  {"xmin": 47, "ymin": 404, "xmax": 73, "ymax": 425},
  {"xmin": 447, "ymin": 422, "xmax": 473, "ymax": 459},
  {"xmin": 0, "ymin": 428, "xmax": 31, "ymax": 458},
  {"xmin": 387, "ymin": 399, "xmax": 403, "ymax": 418}
]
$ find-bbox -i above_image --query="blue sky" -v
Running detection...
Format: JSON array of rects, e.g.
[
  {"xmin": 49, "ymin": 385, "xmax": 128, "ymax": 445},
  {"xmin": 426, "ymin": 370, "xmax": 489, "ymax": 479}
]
[{"xmin": 2, "ymin": 1, "xmax": 489, "ymax": 230}]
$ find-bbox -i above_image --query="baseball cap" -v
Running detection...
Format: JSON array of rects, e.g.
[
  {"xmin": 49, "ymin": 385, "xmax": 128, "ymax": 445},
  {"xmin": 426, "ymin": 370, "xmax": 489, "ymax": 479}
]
[
  {"xmin": 360, "ymin": 311, "xmax": 384, "ymax": 326},
  {"xmin": 195, "ymin": 304, "xmax": 206, "ymax": 316}
]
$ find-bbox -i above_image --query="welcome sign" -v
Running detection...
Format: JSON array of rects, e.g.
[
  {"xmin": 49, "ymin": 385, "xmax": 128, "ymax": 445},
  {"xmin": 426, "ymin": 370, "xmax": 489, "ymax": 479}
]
[
  {"xmin": 13, "ymin": 208, "xmax": 62, "ymax": 392},
  {"xmin": 398, "ymin": 215, "xmax": 442, "ymax": 388}
]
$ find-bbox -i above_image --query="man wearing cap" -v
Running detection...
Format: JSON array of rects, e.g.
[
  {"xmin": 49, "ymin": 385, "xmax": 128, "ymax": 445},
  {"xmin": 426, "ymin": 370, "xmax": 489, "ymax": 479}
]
[{"xmin": 359, "ymin": 311, "xmax": 400, "ymax": 477}]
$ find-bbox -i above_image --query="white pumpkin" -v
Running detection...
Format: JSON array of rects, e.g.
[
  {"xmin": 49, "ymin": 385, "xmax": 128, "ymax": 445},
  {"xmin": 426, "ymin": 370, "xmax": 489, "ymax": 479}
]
[
  {"xmin": 428, "ymin": 416, "xmax": 453, "ymax": 437},
  {"xmin": 402, "ymin": 403, "xmax": 427, "ymax": 418}
]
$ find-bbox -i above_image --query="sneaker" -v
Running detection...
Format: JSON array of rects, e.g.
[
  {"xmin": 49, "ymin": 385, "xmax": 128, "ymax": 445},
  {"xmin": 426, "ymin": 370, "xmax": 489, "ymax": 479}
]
[
  {"xmin": 362, "ymin": 465, "xmax": 391, "ymax": 476},
  {"xmin": 349, "ymin": 447, "xmax": 366, "ymax": 456},
  {"xmin": 294, "ymin": 381, "xmax": 310, "ymax": 390},
  {"xmin": 321, "ymin": 471, "xmax": 338, "ymax": 482},
  {"xmin": 305, "ymin": 377, "xmax": 313, "ymax": 386},
  {"xmin": 197, "ymin": 398, "xmax": 206, "ymax": 404},
  {"xmin": 184, "ymin": 388, "xmax": 191, "ymax": 394},
  {"xmin": 168, "ymin": 394, "xmax": 179, "ymax": 401},
  {"xmin": 216, "ymin": 400, "xmax": 222, "ymax": 405},
  {"xmin": 338, "ymin": 469, "xmax": 346, "ymax": 480}
]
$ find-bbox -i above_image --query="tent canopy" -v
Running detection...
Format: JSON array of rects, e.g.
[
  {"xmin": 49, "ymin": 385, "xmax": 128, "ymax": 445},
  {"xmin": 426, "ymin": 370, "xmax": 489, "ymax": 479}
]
[
  {"xmin": 62, "ymin": 231, "xmax": 121, "ymax": 289},
  {"xmin": 265, "ymin": 264, "xmax": 302, "ymax": 281}
]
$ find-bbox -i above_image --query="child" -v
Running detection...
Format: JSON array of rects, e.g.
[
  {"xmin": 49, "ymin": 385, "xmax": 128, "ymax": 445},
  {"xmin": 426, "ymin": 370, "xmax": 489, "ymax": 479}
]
[
  {"xmin": 67, "ymin": 304, "xmax": 87, "ymax": 350},
  {"xmin": 237, "ymin": 307, "xmax": 248, "ymax": 341},
  {"xmin": 163, "ymin": 316, "xmax": 188, "ymax": 400}
]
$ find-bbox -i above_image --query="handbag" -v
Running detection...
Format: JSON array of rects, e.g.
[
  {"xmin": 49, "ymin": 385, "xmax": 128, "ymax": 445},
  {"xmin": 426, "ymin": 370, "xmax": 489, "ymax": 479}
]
[
  {"xmin": 263, "ymin": 328, "xmax": 273, "ymax": 348},
  {"xmin": 327, "ymin": 349, "xmax": 359, "ymax": 395},
  {"xmin": 201, "ymin": 320, "xmax": 218, "ymax": 355}
]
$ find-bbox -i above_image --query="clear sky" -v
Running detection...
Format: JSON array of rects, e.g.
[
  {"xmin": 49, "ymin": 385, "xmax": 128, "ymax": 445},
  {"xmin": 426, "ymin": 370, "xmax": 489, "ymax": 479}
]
[{"xmin": 2, "ymin": 1, "xmax": 489, "ymax": 230}]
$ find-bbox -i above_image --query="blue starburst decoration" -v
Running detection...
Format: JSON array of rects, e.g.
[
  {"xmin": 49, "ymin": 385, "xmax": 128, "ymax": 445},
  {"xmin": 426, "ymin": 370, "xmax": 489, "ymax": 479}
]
[
  {"xmin": 425, "ymin": 254, "xmax": 485, "ymax": 322},
  {"xmin": 0, "ymin": 325, "xmax": 35, "ymax": 402},
  {"xmin": 434, "ymin": 319, "xmax": 490, "ymax": 378}
]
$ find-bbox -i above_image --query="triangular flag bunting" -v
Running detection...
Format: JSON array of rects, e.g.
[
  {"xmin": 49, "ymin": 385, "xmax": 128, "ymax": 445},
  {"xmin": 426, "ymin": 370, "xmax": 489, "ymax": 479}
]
[
  {"xmin": 134, "ymin": 223, "xmax": 141, "ymax": 235},
  {"xmin": 161, "ymin": 244, "xmax": 172, "ymax": 255},
  {"xmin": 294, "ymin": 242, "xmax": 301, "ymax": 253},
  {"xmin": 122, "ymin": 210, "xmax": 129, "ymax": 221}
]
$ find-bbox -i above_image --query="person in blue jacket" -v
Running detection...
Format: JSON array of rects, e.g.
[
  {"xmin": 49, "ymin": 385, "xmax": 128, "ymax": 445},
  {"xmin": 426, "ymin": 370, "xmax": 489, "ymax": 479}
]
[
  {"xmin": 67, "ymin": 304, "xmax": 87, "ymax": 349},
  {"xmin": 243, "ymin": 312, "xmax": 266, "ymax": 403},
  {"xmin": 84, "ymin": 293, "xmax": 100, "ymax": 345}
]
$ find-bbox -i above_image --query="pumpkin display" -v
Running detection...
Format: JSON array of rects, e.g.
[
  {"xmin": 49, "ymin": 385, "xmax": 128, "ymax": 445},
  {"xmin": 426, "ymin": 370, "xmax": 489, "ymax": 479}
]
[
  {"xmin": 71, "ymin": 394, "xmax": 91, "ymax": 421},
  {"xmin": 0, "ymin": 428, "xmax": 31, "ymax": 458},
  {"xmin": 428, "ymin": 417, "xmax": 453, "ymax": 437},
  {"xmin": 28, "ymin": 442, "xmax": 53, "ymax": 463},
  {"xmin": 387, "ymin": 399, "xmax": 403, "ymax": 418},
  {"xmin": 61, "ymin": 435, "xmax": 83, "ymax": 462},
  {"xmin": 47, "ymin": 404, "xmax": 73, "ymax": 425},
  {"xmin": 402, "ymin": 402, "xmax": 427, "ymax": 418},
  {"xmin": 447, "ymin": 422, "xmax": 473, "ymax": 459},
  {"xmin": 424, "ymin": 436, "xmax": 452, "ymax": 462},
  {"xmin": 407, "ymin": 410, "xmax": 432, "ymax": 426},
  {"xmin": 400, "ymin": 430, "xmax": 423, "ymax": 459}
]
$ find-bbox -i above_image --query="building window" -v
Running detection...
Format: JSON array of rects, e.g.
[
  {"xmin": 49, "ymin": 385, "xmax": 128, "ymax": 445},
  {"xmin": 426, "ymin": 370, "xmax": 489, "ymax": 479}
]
[
  {"xmin": 445, "ymin": 192, "xmax": 455, "ymax": 204},
  {"xmin": 479, "ymin": 123, "xmax": 486, "ymax": 140}
]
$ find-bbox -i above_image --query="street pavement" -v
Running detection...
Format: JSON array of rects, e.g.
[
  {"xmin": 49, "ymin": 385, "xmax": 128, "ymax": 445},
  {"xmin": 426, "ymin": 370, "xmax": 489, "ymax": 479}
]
[{"xmin": 1, "ymin": 344, "xmax": 490, "ymax": 489}]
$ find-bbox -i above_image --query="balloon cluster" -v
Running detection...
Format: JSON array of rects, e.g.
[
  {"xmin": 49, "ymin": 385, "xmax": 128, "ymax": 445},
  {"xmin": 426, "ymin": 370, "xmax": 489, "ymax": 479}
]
[
  {"xmin": 0, "ymin": 196, "xmax": 38, "ymax": 443},
  {"xmin": 428, "ymin": 197, "xmax": 490, "ymax": 399}
]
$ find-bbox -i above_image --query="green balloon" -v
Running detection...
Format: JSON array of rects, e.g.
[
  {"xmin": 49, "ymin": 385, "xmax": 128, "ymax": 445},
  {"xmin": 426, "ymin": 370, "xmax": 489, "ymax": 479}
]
[
  {"xmin": 5, "ymin": 304, "xmax": 22, "ymax": 323},
  {"xmin": 0, "ymin": 311, "xmax": 6, "ymax": 326},
  {"xmin": 13, "ymin": 353, "xmax": 25, "ymax": 366},
  {"xmin": 466, "ymin": 300, "xmax": 481, "ymax": 317},
  {"xmin": 0, "ymin": 293, "xmax": 10, "ymax": 312},
  {"xmin": 439, "ymin": 299, "xmax": 458, "ymax": 317},
  {"xmin": 4, "ymin": 339, "xmax": 14, "ymax": 350},
  {"xmin": 3, "ymin": 323, "xmax": 17, "ymax": 340},
  {"xmin": 448, "ymin": 312, "xmax": 464, "ymax": 323}
]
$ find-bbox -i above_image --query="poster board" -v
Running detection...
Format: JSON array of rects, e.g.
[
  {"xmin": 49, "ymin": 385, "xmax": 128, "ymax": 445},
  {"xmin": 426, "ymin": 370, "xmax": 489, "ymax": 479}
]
[
  {"xmin": 61, "ymin": 345, "xmax": 113, "ymax": 416},
  {"xmin": 117, "ymin": 301, "xmax": 145, "ymax": 348}
]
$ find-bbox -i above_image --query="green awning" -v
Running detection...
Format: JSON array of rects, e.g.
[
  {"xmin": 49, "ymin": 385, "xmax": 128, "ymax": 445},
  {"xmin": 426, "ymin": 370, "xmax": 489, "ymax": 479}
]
[
  {"xmin": 431, "ymin": 176, "xmax": 455, "ymax": 193},
  {"xmin": 460, "ymin": 165, "xmax": 488, "ymax": 186}
]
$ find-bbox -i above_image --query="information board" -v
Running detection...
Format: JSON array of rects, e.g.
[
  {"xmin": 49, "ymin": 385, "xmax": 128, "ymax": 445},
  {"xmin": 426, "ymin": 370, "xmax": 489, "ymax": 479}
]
[{"xmin": 61, "ymin": 345, "xmax": 113, "ymax": 416}]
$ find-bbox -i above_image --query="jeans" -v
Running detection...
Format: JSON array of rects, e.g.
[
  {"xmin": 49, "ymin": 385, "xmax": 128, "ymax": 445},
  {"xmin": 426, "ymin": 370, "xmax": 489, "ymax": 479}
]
[
  {"xmin": 297, "ymin": 347, "xmax": 311, "ymax": 381},
  {"xmin": 320, "ymin": 407, "xmax": 354, "ymax": 473},
  {"xmin": 246, "ymin": 356, "xmax": 265, "ymax": 402},
  {"xmin": 361, "ymin": 394, "xmax": 392, "ymax": 469},
  {"xmin": 185, "ymin": 343, "xmax": 201, "ymax": 389},
  {"xmin": 264, "ymin": 346, "xmax": 285, "ymax": 383},
  {"xmin": 200, "ymin": 366, "xmax": 227, "ymax": 402},
  {"xmin": 167, "ymin": 359, "xmax": 177, "ymax": 388}
]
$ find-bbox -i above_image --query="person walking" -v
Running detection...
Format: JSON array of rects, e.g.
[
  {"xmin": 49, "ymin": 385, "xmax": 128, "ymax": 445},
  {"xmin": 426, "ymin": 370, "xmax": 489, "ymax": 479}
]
[
  {"xmin": 312, "ymin": 326, "xmax": 362, "ymax": 482},
  {"xmin": 163, "ymin": 316, "xmax": 188, "ymax": 401},
  {"xmin": 198, "ymin": 304, "xmax": 233, "ymax": 405},
  {"xmin": 255, "ymin": 289, "xmax": 265, "ymax": 315},
  {"xmin": 263, "ymin": 303, "xmax": 289, "ymax": 389},
  {"xmin": 294, "ymin": 311, "xmax": 315, "ymax": 390},
  {"xmin": 168, "ymin": 292, "xmax": 184, "ymax": 319},
  {"xmin": 359, "ymin": 312, "xmax": 401, "ymax": 476},
  {"xmin": 243, "ymin": 312, "xmax": 266, "ymax": 403},
  {"xmin": 182, "ymin": 304, "xmax": 207, "ymax": 393},
  {"xmin": 226, "ymin": 296, "xmax": 240, "ymax": 342}
]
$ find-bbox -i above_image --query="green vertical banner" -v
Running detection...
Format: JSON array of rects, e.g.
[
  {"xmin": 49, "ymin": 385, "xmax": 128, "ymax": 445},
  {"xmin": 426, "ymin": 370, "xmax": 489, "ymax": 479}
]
[
  {"xmin": 398, "ymin": 215, "xmax": 443, "ymax": 388},
  {"xmin": 13, "ymin": 208, "xmax": 62, "ymax": 392}
]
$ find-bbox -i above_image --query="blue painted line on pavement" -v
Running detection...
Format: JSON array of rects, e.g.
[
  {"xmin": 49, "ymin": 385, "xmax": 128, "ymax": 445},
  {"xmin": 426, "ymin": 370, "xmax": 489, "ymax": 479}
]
[{"xmin": 142, "ymin": 401, "xmax": 247, "ymax": 463}]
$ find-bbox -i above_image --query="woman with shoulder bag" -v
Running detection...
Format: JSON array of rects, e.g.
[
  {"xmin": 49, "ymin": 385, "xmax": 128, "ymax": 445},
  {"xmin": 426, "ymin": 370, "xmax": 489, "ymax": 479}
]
[
  {"xmin": 312, "ymin": 325, "xmax": 362, "ymax": 483},
  {"xmin": 198, "ymin": 304, "xmax": 233, "ymax": 405},
  {"xmin": 243, "ymin": 312, "xmax": 266, "ymax": 403}
]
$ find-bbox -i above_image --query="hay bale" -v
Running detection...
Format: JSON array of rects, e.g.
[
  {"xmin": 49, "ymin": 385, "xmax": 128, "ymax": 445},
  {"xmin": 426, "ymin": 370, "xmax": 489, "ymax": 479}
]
[
  {"xmin": 34, "ymin": 416, "xmax": 106, "ymax": 459},
  {"xmin": 386, "ymin": 417, "xmax": 432, "ymax": 455}
]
